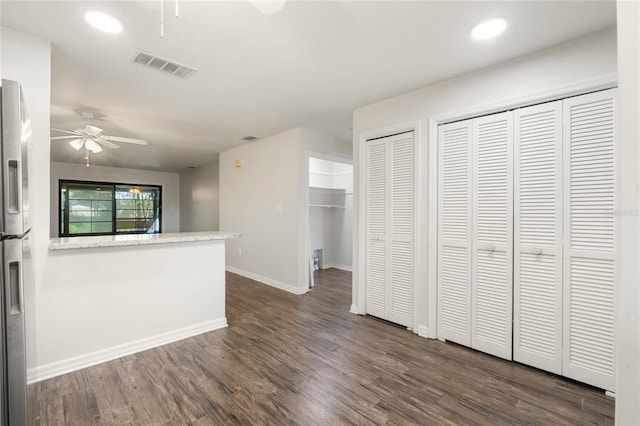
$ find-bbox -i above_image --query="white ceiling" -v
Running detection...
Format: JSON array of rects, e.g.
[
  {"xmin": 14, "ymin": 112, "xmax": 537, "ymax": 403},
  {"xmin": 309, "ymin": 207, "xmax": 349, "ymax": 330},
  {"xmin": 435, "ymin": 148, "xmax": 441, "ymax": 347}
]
[{"xmin": 1, "ymin": 1, "xmax": 616, "ymax": 172}]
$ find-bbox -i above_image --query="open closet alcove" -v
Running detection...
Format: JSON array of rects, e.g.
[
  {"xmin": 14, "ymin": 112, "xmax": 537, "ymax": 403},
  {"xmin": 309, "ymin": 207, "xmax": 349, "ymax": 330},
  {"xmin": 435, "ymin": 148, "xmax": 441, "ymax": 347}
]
[{"xmin": 308, "ymin": 156, "xmax": 353, "ymax": 286}]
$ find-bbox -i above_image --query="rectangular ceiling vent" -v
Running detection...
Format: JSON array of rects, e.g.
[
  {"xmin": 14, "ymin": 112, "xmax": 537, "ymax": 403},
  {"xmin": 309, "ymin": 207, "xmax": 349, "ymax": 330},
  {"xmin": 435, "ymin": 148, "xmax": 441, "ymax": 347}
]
[{"xmin": 132, "ymin": 50, "xmax": 198, "ymax": 79}]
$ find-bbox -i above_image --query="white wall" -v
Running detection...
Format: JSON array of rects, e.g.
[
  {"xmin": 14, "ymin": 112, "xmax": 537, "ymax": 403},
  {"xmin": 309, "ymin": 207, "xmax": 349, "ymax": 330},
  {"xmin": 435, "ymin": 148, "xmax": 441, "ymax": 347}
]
[
  {"xmin": 220, "ymin": 128, "xmax": 351, "ymax": 294},
  {"xmin": 310, "ymin": 207, "xmax": 329, "ymax": 267},
  {"xmin": 50, "ymin": 161, "xmax": 180, "ymax": 236},
  {"xmin": 615, "ymin": 2, "xmax": 640, "ymax": 423},
  {"xmin": 352, "ymin": 29, "xmax": 617, "ymax": 335},
  {"xmin": 34, "ymin": 240, "xmax": 226, "ymax": 382},
  {"xmin": 221, "ymin": 129, "xmax": 302, "ymax": 293},
  {"xmin": 332, "ymin": 196, "xmax": 353, "ymax": 270},
  {"xmin": 1, "ymin": 27, "xmax": 51, "ymax": 372},
  {"xmin": 180, "ymin": 162, "xmax": 219, "ymax": 232}
]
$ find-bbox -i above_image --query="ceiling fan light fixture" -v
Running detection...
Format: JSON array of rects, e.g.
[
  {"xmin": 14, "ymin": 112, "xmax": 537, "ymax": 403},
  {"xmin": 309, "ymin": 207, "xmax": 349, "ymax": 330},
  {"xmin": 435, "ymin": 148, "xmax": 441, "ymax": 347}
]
[
  {"xmin": 471, "ymin": 18, "xmax": 507, "ymax": 41},
  {"xmin": 85, "ymin": 139, "xmax": 103, "ymax": 153},
  {"xmin": 69, "ymin": 139, "xmax": 85, "ymax": 150},
  {"xmin": 85, "ymin": 10, "xmax": 123, "ymax": 34}
]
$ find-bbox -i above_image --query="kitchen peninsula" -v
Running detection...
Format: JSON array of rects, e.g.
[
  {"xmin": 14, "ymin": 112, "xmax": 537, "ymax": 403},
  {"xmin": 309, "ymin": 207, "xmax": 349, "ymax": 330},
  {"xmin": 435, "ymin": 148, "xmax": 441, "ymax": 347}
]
[{"xmin": 31, "ymin": 231, "xmax": 239, "ymax": 383}]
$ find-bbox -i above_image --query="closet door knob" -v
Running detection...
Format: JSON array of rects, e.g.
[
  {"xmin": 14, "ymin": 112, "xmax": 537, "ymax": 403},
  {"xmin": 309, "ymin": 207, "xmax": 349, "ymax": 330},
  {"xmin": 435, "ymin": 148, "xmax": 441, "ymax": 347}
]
[
  {"xmin": 487, "ymin": 245, "xmax": 495, "ymax": 253},
  {"xmin": 534, "ymin": 248, "xmax": 542, "ymax": 255}
]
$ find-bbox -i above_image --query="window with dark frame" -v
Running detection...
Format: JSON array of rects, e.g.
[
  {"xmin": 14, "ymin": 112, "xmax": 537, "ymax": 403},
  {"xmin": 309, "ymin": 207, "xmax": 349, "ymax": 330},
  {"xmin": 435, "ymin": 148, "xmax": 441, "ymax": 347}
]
[{"xmin": 59, "ymin": 180, "xmax": 162, "ymax": 236}]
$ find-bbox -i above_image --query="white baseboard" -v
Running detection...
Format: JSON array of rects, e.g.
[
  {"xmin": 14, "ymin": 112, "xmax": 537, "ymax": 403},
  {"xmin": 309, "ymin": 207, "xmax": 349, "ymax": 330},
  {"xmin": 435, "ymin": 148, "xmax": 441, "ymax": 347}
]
[
  {"xmin": 226, "ymin": 265, "xmax": 307, "ymax": 295},
  {"xmin": 323, "ymin": 263, "xmax": 352, "ymax": 272},
  {"xmin": 27, "ymin": 318, "xmax": 227, "ymax": 384},
  {"xmin": 417, "ymin": 325, "xmax": 430, "ymax": 338},
  {"xmin": 349, "ymin": 304, "xmax": 360, "ymax": 314}
]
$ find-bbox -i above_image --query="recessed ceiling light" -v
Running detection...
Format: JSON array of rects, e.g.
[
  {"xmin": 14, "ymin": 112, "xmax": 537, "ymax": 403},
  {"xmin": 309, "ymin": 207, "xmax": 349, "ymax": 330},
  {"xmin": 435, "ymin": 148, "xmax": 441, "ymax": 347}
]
[
  {"xmin": 471, "ymin": 18, "xmax": 507, "ymax": 41},
  {"xmin": 84, "ymin": 10, "xmax": 123, "ymax": 34}
]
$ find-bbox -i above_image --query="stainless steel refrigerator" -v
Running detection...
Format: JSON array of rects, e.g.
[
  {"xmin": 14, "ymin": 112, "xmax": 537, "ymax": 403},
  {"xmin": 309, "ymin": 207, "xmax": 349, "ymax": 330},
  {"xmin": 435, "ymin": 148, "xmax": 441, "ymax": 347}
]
[{"xmin": 0, "ymin": 79, "xmax": 31, "ymax": 426}]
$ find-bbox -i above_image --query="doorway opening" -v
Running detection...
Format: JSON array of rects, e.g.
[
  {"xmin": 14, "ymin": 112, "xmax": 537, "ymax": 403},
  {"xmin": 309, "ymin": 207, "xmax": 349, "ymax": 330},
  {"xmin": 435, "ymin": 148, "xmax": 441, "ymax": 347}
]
[{"xmin": 307, "ymin": 155, "xmax": 353, "ymax": 299}]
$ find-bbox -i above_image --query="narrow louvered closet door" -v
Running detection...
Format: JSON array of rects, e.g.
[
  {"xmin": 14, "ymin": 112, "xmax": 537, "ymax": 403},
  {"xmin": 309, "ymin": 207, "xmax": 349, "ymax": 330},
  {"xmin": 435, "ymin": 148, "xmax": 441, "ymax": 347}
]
[
  {"xmin": 513, "ymin": 102, "xmax": 563, "ymax": 374},
  {"xmin": 562, "ymin": 89, "xmax": 617, "ymax": 391},
  {"xmin": 388, "ymin": 133, "xmax": 414, "ymax": 326},
  {"xmin": 365, "ymin": 133, "xmax": 414, "ymax": 326},
  {"xmin": 471, "ymin": 112, "xmax": 513, "ymax": 360},
  {"xmin": 365, "ymin": 139, "xmax": 388, "ymax": 320},
  {"xmin": 437, "ymin": 121, "xmax": 472, "ymax": 346}
]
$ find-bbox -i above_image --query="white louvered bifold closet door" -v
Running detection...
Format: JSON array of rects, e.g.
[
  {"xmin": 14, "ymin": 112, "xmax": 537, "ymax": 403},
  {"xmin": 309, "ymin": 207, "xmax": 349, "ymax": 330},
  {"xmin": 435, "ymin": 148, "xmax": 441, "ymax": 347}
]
[
  {"xmin": 365, "ymin": 139, "xmax": 388, "ymax": 320},
  {"xmin": 513, "ymin": 101, "xmax": 563, "ymax": 374},
  {"xmin": 388, "ymin": 134, "xmax": 414, "ymax": 326},
  {"xmin": 437, "ymin": 121, "xmax": 473, "ymax": 346},
  {"xmin": 365, "ymin": 133, "xmax": 414, "ymax": 327},
  {"xmin": 471, "ymin": 112, "xmax": 513, "ymax": 360},
  {"xmin": 562, "ymin": 89, "xmax": 617, "ymax": 392}
]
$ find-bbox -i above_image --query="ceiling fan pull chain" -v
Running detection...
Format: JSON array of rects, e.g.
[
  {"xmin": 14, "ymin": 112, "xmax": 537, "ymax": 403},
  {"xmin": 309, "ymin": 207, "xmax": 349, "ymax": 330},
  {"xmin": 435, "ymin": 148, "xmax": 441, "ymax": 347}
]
[
  {"xmin": 175, "ymin": 0, "xmax": 179, "ymax": 18},
  {"xmin": 85, "ymin": 149, "xmax": 91, "ymax": 168}
]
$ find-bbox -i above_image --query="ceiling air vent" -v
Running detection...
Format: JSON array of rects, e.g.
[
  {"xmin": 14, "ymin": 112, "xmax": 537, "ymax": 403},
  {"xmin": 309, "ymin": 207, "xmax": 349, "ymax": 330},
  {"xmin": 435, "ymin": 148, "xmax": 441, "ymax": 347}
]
[
  {"xmin": 242, "ymin": 136, "xmax": 260, "ymax": 141},
  {"xmin": 132, "ymin": 50, "xmax": 198, "ymax": 79}
]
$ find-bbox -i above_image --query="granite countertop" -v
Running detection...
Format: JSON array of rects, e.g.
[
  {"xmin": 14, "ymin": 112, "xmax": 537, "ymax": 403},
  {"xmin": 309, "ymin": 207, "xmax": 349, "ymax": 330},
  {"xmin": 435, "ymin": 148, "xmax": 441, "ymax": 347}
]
[{"xmin": 50, "ymin": 231, "xmax": 241, "ymax": 250}]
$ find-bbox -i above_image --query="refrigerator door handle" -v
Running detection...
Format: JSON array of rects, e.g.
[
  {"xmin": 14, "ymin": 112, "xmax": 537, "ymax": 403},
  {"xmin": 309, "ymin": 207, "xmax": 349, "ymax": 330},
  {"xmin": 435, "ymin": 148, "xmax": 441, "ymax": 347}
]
[
  {"xmin": 4, "ymin": 239, "xmax": 24, "ymax": 316},
  {"xmin": 7, "ymin": 159, "xmax": 21, "ymax": 214},
  {"xmin": 9, "ymin": 261, "xmax": 22, "ymax": 315}
]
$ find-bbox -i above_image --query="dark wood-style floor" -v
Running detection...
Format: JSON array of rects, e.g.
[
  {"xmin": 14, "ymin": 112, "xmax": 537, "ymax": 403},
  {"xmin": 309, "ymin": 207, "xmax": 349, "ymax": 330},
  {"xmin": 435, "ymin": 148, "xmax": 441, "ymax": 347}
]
[{"xmin": 28, "ymin": 269, "xmax": 614, "ymax": 425}]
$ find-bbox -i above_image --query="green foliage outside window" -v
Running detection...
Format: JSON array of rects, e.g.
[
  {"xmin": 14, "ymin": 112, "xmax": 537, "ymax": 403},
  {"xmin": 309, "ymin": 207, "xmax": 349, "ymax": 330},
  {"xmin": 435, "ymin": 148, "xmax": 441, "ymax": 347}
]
[{"xmin": 60, "ymin": 181, "xmax": 161, "ymax": 236}]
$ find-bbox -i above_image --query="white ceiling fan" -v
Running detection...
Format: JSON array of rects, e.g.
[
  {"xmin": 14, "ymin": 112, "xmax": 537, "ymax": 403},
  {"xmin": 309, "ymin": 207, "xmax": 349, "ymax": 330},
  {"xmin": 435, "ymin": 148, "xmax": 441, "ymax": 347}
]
[{"xmin": 51, "ymin": 112, "xmax": 148, "ymax": 155}]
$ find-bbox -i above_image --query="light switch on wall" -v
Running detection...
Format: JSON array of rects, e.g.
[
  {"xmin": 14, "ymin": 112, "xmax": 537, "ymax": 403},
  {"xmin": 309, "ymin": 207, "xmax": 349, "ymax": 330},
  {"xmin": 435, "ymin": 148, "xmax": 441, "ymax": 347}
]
[{"xmin": 275, "ymin": 203, "xmax": 282, "ymax": 212}]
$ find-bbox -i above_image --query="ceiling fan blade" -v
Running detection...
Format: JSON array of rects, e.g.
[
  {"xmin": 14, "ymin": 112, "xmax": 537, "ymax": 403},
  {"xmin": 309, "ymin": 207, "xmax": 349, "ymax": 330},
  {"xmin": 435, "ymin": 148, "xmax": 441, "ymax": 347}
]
[
  {"xmin": 84, "ymin": 124, "xmax": 103, "ymax": 136},
  {"xmin": 101, "ymin": 135, "xmax": 148, "ymax": 145},
  {"xmin": 69, "ymin": 139, "xmax": 85, "ymax": 150},
  {"xmin": 94, "ymin": 138, "xmax": 120, "ymax": 149},
  {"xmin": 51, "ymin": 136, "xmax": 80, "ymax": 140},
  {"xmin": 51, "ymin": 128, "xmax": 79, "ymax": 135},
  {"xmin": 85, "ymin": 139, "xmax": 103, "ymax": 154}
]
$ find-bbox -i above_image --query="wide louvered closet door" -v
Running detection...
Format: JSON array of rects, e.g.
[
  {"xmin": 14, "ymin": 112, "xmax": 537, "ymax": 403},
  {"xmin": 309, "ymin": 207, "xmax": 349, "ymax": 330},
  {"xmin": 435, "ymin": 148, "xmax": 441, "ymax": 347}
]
[
  {"xmin": 435, "ymin": 89, "xmax": 617, "ymax": 390},
  {"xmin": 562, "ymin": 89, "xmax": 617, "ymax": 391},
  {"xmin": 437, "ymin": 121, "xmax": 472, "ymax": 345},
  {"xmin": 471, "ymin": 112, "xmax": 513, "ymax": 360},
  {"xmin": 513, "ymin": 101, "xmax": 563, "ymax": 374},
  {"xmin": 365, "ymin": 139, "xmax": 388, "ymax": 320},
  {"xmin": 365, "ymin": 133, "xmax": 414, "ymax": 327},
  {"xmin": 389, "ymin": 134, "xmax": 414, "ymax": 326}
]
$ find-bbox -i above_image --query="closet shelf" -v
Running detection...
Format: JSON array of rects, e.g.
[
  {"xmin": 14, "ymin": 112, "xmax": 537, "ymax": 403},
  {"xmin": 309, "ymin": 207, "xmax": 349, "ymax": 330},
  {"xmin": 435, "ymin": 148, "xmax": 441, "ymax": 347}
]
[{"xmin": 309, "ymin": 187, "xmax": 348, "ymax": 209}]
